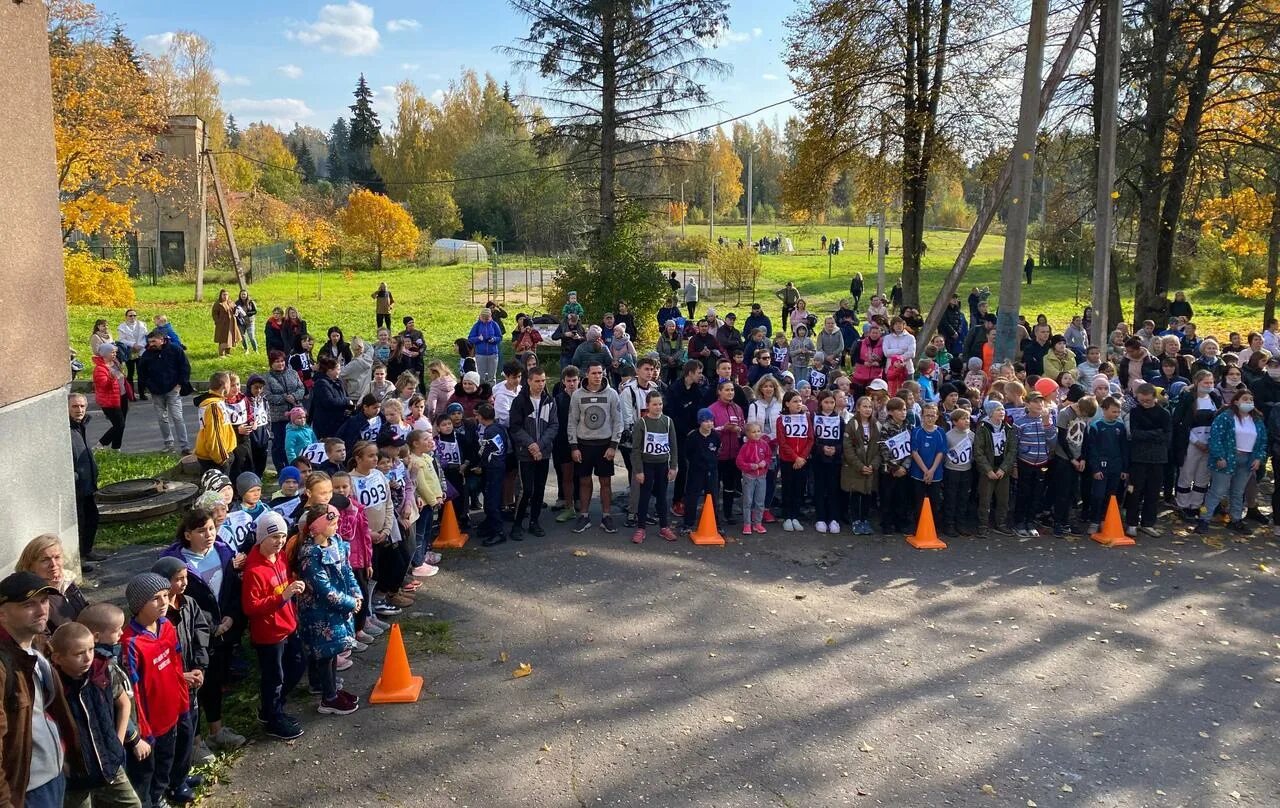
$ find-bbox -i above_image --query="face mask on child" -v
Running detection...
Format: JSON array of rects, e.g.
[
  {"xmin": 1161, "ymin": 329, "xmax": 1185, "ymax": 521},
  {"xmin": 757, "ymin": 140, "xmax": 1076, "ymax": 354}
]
[{"xmin": 1238, "ymin": 401, "xmax": 1255, "ymax": 413}]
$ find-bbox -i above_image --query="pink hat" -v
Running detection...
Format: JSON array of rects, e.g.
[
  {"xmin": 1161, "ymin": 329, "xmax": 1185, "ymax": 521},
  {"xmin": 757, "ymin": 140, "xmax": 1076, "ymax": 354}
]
[{"xmin": 288, "ymin": 406, "xmax": 307, "ymax": 420}]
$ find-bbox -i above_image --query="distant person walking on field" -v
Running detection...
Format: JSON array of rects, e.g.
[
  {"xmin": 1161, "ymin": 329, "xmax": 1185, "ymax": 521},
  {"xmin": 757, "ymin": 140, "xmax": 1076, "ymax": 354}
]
[
  {"xmin": 372, "ymin": 282, "xmax": 395, "ymax": 331},
  {"xmin": 1024, "ymin": 256, "xmax": 1035, "ymax": 285},
  {"xmin": 684, "ymin": 277, "xmax": 699, "ymax": 319},
  {"xmin": 776, "ymin": 281, "xmax": 800, "ymax": 331},
  {"xmin": 850, "ymin": 273, "xmax": 864, "ymax": 310}
]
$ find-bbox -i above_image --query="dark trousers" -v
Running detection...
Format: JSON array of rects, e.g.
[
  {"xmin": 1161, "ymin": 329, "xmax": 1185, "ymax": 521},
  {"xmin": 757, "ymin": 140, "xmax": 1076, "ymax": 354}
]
[
  {"xmin": 99, "ymin": 403, "xmax": 128, "ymax": 449},
  {"xmin": 308, "ymin": 655, "xmax": 338, "ymax": 701},
  {"xmin": 479, "ymin": 467, "xmax": 505, "ymax": 537},
  {"xmin": 686, "ymin": 301, "xmax": 697, "ymax": 319},
  {"xmin": 516, "ymin": 459, "xmax": 550, "ymax": 526},
  {"xmin": 255, "ymin": 634, "xmax": 306, "ymax": 724},
  {"xmin": 442, "ymin": 467, "xmax": 468, "ymax": 528},
  {"xmin": 1050, "ymin": 458, "xmax": 1082, "ymax": 526},
  {"xmin": 196, "ymin": 643, "xmax": 227, "ymax": 725},
  {"xmin": 1126, "ymin": 462, "xmax": 1162, "ymax": 527},
  {"xmin": 848, "ymin": 490, "xmax": 873, "ymax": 522},
  {"xmin": 1014, "ymin": 460, "xmax": 1048, "ymax": 526},
  {"xmin": 673, "ymin": 452, "xmax": 690, "ymax": 504},
  {"xmin": 812, "ymin": 461, "xmax": 841, "ymax": 522},
  {"xmin": 169, "ymin": 701, "xmax": 197, "ymax": 796},
  {"xmin": 718, "ymin": 459, "xmax": 741, "ymax": 520},
  {"xmin": 126, "ymin": 723, "xmax": 177, "ymax": 808},
  {"xmin": 942, "ymin": 468, "xmax": 973, "ymax": 529},
  {"xmin": 879, "ymin": 471, "xmax": 913, "ymax": 532},
  {"xmin": 76, "ymin": 494, "xmax": 100, "ymax": 556},
  {"xmin": 637, "ymin": 462, "xmax": 671, "ymax": 528},
  {"xmin": 270, "ymin": 420, "xmax": 288, "ymax": 472},
  {"xmin": 250, "ymin": 439, "xmax": 269, "ymax": 478},
  {"xmin": 373, "ymin": 540, "xmax": 408, "ymax": 595},
  {"xmin": 1088, "ymin": 469, "xmax": 1125, "ymax": 523},
  {"xmin": 683, "ymin": 467, "xmax": 719, "ymax": 529},
  {"xmin": 1272, "ymin": 453, "xmax": 1280, "ymax": 525},
  {"xmin": 352, "ymin": 567, "xmax": 371, "ymax": 631},
  {"xmin": 912, "ymin": 478, "xmax": 942, "ymax": 525},
  {"xmin": 779, "ymin": 462, "xmax": 807, "ymax": 520},
  {"xmin": 377, "ymin": 313, "xmax": 392, "ymax": 331}
]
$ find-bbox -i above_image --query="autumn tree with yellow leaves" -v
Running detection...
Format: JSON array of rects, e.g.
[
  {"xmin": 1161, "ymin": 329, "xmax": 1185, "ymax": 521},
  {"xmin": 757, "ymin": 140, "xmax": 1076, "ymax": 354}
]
[
  {"xmin": 49, "ymin": 0, "xmax": 171, "ymax": 241},
  {"xmin": 337, "ymin": 189, "xmax": 420, "ymax": 270}
]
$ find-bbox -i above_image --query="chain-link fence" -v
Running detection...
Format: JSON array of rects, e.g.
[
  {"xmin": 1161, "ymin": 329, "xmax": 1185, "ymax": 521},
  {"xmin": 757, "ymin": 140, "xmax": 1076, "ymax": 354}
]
[
  {"xmin": 246, "ymin": 242, "xmax": 291, "ymax": 281},
  {"xmin": 93, "ymin": 243, "xmax": 158, "ymax": 283}
]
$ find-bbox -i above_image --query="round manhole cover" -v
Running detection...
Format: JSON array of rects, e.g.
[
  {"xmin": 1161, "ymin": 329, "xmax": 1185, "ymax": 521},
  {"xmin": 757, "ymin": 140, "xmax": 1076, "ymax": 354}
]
[
  {"xmin": 97, "ymin": 481, "xmax": 198, "ymax": 523},
  {"xmin": 96, "ymin": 478, "xmax": 166, "ymax": 503}
]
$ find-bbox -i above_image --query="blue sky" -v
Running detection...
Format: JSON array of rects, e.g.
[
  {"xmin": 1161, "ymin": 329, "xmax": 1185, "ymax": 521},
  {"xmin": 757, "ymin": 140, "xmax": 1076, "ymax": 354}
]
[{"xmin": 95, "ymin": 0, "xmax": 797, "ymax": 134}]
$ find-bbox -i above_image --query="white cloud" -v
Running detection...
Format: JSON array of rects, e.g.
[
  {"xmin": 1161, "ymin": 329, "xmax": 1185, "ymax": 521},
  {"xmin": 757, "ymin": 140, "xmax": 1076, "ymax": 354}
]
[
  {"xmin": 761, "ymin": 73, "xmax": 778, "ymax": 81},
  {"xmin": 430, "ymin": 89, "xmax": 445, "ymax": 104},
  {"xmin": 708, "ymin": 27, "xmax": 762, "ymax": 47},
  {"xmin": 141, "ymin": 32, "xmax": 175, "ymax": 53},
  {"xmin": 226, "ymin": 97, "xmax": 314, "ymax": 129},
  {"xmin": 213, "ymin": 68, "xmax": 251, "ymax": 87},
  {"xmin": 752, "ymin": 27, "xmax": 763, "ymax": 37},
  {"xmin": 278, "ymin": 64, "xmax": 304, "ymax": 80},
  {"xmin": 287, "ymin": 1, "xmax": 380, "ymax": 56},
  {"xmin": 380, "ymin": 85, "xmax": 398, "ymax": 97},
  {"xmin": 400, "ymin": 63, "xmax": 420, "ymax": 72},
  {"xmin": 424, "ymin": 72, "xmax": 443, "ymax": 81},
  {"xmin": 386, "ymin": 18, "xmax": 420, "ymax": 32}
]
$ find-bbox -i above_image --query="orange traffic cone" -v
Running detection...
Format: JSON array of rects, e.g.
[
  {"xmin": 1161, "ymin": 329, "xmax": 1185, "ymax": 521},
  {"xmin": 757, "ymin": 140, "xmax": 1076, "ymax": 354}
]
[
  {"xmin": 370, "ymin": 623, "xmax": 424, "ymax": 704},
  {"xmin": 432, "ymin": 501, "xmax": 469, "ymax": 549},
  {"xmin": 906, "ymin": 496, "xmax": 947, "ymax": 549},
  {"xmin": 1091, "ymin": 495, "xmax": 1134, "ymax": 547},
  {"xmin": 689, "ymin": 493, "xmax": 725, "ymax": 546}
]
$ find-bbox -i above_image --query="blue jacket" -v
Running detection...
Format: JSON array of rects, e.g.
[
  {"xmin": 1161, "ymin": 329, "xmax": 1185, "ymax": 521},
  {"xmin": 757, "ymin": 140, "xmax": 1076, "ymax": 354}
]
[
  {"xmin": 159, "ymin": 322, "xmax": 185, "ymax": 350},
  {"xmin": 908, "ymin": 425, "xmax": 947, "ymax": 481},
  {"xmin": 1207, "ymin": 410, "xmax": 1268, "ymax": 474},
  {"xmin": 744, "ymin": 312, "xmax": 773, "ymax": 338},
  {"xmin": 59, "ymin": 657, "xmax": 126, "ymax": 791},
  {"xmin": 1014, "ymin": 413, "xmax": 1055, "ymax": 465},
  {"xmin": 136, "ymin": 343, "xmax": 191, "ymax": 396},
  {"xmin": 295, "ymin": 539, "xmax": 361, "ymax": 660},
  {"xmin": 1084, "ymin": 419, "xmax": 1128, "ymax": 475},
  {"xmin": 468, "ymin": 320, "xmax": 503, "ymax": 356}
]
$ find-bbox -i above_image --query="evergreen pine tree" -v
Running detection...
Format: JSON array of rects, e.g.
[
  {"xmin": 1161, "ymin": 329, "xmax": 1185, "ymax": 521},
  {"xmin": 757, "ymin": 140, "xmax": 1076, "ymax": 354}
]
[
  {"xmin": 109, "ymin": 26, "xmax": 143, "ymax": 70},
  {"xmin": 346, "ymin": 75, "xmax": 384, "ymax": 192},
  {"xmin": 502, "ymin": 81, "xmax": 512, "ymax": 104},
  {"xmin": 291, "ymin": 140, "xmax": 317, "ymax": 183},
  {"xmin": 327, "ymin": 118, "xmax": 350, "ymax": 182},
  {"xmin": 225, "ymin": 114, "xmax": 241, "ymax": 148}
]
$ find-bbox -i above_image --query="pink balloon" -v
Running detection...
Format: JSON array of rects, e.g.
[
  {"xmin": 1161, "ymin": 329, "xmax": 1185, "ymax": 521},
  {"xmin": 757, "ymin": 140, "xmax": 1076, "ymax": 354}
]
[{"xmin": 1034, "ymin": 377, "xmax": 1058, "ymax": 398}]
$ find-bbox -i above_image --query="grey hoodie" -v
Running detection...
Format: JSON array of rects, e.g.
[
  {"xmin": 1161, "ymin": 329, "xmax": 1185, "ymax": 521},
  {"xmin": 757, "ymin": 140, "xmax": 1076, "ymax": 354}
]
[{"xmin": 568, "ymin": 383, "xmax": 624, "ymax": 448}]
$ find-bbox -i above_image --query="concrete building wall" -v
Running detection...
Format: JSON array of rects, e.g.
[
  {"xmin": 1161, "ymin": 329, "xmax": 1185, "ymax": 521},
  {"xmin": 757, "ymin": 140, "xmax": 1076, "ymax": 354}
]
[
  {"xmin": 0, "ymin": 2, "xmax": 80, "ymax": 571},
  {"xmin": 136, "ymin": 115, "xmax": 207, "ymax": 274}
]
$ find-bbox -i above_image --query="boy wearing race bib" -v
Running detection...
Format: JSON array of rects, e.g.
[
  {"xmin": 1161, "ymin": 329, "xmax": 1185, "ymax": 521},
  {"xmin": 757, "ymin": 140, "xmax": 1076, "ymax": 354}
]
[
  {"xmin": 877, "ymin": 397, "xmax": 914, "ymax": 535},
  {"xmin": 476, "ymin": 403, "xmax": 512, "ymax": 546},
  {"xmin": 270, "ymin": 466, "xmax": 303, "ymax": 507},
  {"xmin": 909, "ymin": 403, "xmax": 947, "ymax": 526},
  {"xmin": 1050, "ymin": 387, "xmax": 1097, "ymax": 537},
  {"xmin": 284, "ymin": 407, "xmax": 316, "ymax": 464},
  {"xmin": 313, "ymin": 438, "xmax": 346, "ymax": 475},
  {"xmin": 629, "ymin": 391, "xmax": 679, "ymax": 543},
  {"xmin": 434, "ymin": 413, "xmax": 470, "ymax": 530},
  {"xmin": 973, "ymin": 403, "xmax": 1017, "ymax": 536},
  {"xmin": 941, "ymin": 409, "xmax": 975, "ymax": 537}
]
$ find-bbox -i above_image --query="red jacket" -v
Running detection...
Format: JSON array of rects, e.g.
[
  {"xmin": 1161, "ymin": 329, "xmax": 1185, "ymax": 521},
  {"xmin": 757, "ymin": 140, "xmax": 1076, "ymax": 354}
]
[
  {"xmin": 775, "ymin": 412, "xmax": 815, "ymax": 463},
  {"xmin": 735, "ymin": 437, "xmax": 772, "ymax": 478},
  {"xmin": 122, "ymin": 619, "xmax": 188, "ymax": 741},
  {"xmin": 92, "ymin": 355, "xmax": 127, "ymax": 409},
  {"xmin": 241, "ymin": 545, "xmax": 299, "ymax": 645}
]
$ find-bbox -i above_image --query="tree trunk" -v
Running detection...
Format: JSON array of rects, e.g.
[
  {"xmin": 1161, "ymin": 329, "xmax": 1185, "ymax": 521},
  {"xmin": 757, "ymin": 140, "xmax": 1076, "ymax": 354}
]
[
  {"xmin": 598, "ymin": 9, "xmax": 618, "ymax": 242},
  {"xmin": 1265, "ymin": 166, "xmax": 1280, "ymax": 331},
  {"xmin": 1132, "ymin": 0, "xmax": 1174, "ymax": 327}
]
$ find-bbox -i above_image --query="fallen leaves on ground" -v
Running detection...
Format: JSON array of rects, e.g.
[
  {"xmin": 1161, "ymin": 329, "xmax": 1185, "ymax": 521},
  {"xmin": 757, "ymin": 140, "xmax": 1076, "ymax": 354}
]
[
  {"xmin": 512, "ymin": 662, "xmax": 533, "ymax": 678},
  {"xmin": 572, "ymin": 549, "xmax": 589, "ymax": 557}
]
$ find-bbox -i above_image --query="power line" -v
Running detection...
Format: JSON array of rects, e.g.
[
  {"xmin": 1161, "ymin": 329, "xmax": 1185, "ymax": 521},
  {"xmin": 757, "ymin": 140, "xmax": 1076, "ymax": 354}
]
[{"xmin": 213, "ymin": 15, "xmax": 1043, "ymax": 187}]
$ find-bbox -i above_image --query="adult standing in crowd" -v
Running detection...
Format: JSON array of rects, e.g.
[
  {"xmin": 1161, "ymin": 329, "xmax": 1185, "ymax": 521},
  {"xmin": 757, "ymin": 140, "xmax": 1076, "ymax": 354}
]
[
  {"xmin": 341, "ymin": 337, "xmax": 373, "ymax": 402},
  {"xmin": 266, "ymin": 350, "xmax": 305, "ymax": 472},
  {"xmin": 68, "ymin": 394, "xmax": 104, "ymax": 567},
  {"xmin": 614, "ymin": 301, "xmax": 638, "ymax": 342},
  {"xmin": 90, "ymin": 320, "xmax": 112, "ymax": 355},
  {"xmin": 211, "ymin": 289, "xmax": 241, "ymax": 358},
  {"xmin": 399, "ymin": 317, "xmax": 427, "ymax": 389},
  {"xmin": 309, "ymin": 357, "xmax": 350, "ymax": 440},
  {"xmin": 280, "ymin": 307, "xmax": 307, "ymax": 353},
  {"xmin": 116, "ymin": 308, "xmax": 147, "ymax": 401},
  {"xmin": 235, "ymin": 289, "xmax": 258, "ymax": 353},
  {"xmin": 683, "ymin": 276, "xmax": 699, "ymax": 320},
  {"xmin": 468, "ymin": 308, "xmax": 503, "ymax": 384},
  {"xmin": 16, "ymin": 535, "xmax": 89, "ymax": 633},
  {"xmin": 138, "ymin": 328, "xmax": 193, "ymax": 455},
  {"xmin": 264, "ymin": 307, "xmax": 285, "ymax": 354},
  {"xmin": 553, "ymin": 313, "xmax": 587, "ymax": 370},
  {"xmin": 90, "ymin": 343, "xmax": 129, "ymax": 451},
  {"xmin": 569, "ymin": 362, "xmax": 624, "ymax": 534},
  {"xmin": 849, "ymin": 273, "xmax": 864, "ymax": 311},
  {"xmin": 371, "ymin": 282, "xmax": 395, "ymax": 331},
  {"xmin": 0, "ymin": 570, "xmax": 82, "ymax": 808},
  {"xmin": 1169, "ymin": 291, "xmax": 1193, "ymax": 321}
]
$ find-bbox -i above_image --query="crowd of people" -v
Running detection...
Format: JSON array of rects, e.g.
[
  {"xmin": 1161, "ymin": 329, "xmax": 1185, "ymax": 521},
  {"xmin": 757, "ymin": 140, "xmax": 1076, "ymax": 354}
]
[{"xmin": 41, "ymin": 276, "xmax": 1280, "ymax": 806}]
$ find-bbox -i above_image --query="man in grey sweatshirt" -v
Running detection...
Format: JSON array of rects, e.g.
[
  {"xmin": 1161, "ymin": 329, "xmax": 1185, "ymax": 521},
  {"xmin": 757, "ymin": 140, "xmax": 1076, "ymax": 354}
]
[{"xmin": 568, "ymin": 361, "xmax": 624, "ymax": 534}]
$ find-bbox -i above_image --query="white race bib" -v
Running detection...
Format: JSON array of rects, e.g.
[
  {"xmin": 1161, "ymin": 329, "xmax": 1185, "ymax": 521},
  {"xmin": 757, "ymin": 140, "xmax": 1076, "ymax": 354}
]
[
  {"xmin": 809, "ymin": 370, "xmax": 827, "ymax": 390},
  {"xmin": 438, "ymin": 440, "xmax": 461, "ymax": 466},
  {"xmin": 884, "ymin": 430, "xmax": 912, "ymax": 461},
  {"xmin": 301, "ymin": 442, "xmax": 328, "ymax": 464},
  {"xmin": 222, "ymin": 398, "xmax": 248, "ymax": 426},
  {"xmin": 1005, "ymin": 407, "xmax": 1026, "ymax": 423},
  {"xmin": 781, "ymin": 414, "xmax": 810, "ymax": 439},
  {"xmin": 814, "ymin": 415, "xmax": 841, "ymax": 441},
  {"xmin": 354, "ymin": 473, "xmax": 389, "ymax": 509},
  {"xmin": 992, "ymin": 428, "xmax": 1007, "ymax": 456},
  {"xmin": 273, "ymin": 498, "xmax": 302, "ymax": 521},
  {"xmin": 218, "ymin": 510, "xmax": 255, "ymax": 553},
  {"xmin": 643, "ymin": 429, "xmax": 671, "ymax": 456},
  {"xmin": 360, "ymin": 417, "xmax": 382, "ymax": 442},
  {"xmin": 947, "ymin": 435, "xmax": 973, "ymax": 466}
]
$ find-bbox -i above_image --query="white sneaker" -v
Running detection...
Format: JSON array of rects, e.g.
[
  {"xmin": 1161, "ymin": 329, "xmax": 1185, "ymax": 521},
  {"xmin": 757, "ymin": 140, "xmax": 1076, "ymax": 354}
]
[
  {"xmin": 336, "ymin": 654, "xmax": 354, "ymax": 671},
  {"xmin": 827, "ymin": 521, "xmax": 840, "ymax": 533},
  {"xmin": 815, "ymin": 521, "xmax": 828, "ymax": 533},
  {"xmin": 792, "ymin": 522, "xmax": 805, "ymax": 532},
  {"xmin": 411, "ymin": 563, "xmax": 439, "ymax": 577}
]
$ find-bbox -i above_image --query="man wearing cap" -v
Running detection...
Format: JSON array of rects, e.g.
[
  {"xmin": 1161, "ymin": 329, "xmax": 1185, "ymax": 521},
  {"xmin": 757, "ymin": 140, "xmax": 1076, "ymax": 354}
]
[
  {"xmin": 568, "ymin": 361, "xmax": 624, "ymax": 534},
  {"xmin": 137, "ymin": 329, "xmax": 193, "ymax": 455},
  {"xmin": 571, "ymin": 326, "xmax": 611, "ymax": 370},
  {"xmin": 715, "ymin": 314, "xmax": 743, "ymax": 358},
  {"xmin": 0, "ymin": 572, "xmax": 83, "ymax": 807}
]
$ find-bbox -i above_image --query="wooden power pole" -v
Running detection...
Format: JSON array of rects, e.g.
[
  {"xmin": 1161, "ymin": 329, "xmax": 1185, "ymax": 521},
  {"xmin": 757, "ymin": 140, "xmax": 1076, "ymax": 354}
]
[
  {"xmin": 205, "ymin": 150, "xmax": 247, "ymax": 296},
  {"xmin": 993, "ymin": 0, "xmax": 1049, "ymax": 364},
  {"xmin": 1091, "ymin": 0, "xmax": 1122, "ymax": 348}
]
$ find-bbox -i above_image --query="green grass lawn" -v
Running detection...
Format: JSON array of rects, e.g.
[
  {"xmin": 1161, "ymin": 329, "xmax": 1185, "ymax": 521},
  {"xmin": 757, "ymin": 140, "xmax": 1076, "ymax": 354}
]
[{"xmin": 68, "ymin": 231, "xmax": 1265, "ymax": 382}]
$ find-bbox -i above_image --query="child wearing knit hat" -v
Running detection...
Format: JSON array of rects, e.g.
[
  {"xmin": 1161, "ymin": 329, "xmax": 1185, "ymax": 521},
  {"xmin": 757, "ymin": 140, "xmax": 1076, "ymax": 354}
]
[
  {"xmin": 122, "ymin": 573, "xmax": 189, "ymax": 808},
  {"xmin": 270, "ymin": 466, "xmax": 304, "ymax": 506},
  {"xmin": 284, "ymin": 407, "xmax": 317, "ymax": 464},
  {"xmin": 150, "ymin": 557, "xmax": 208, "ymax": 805}
]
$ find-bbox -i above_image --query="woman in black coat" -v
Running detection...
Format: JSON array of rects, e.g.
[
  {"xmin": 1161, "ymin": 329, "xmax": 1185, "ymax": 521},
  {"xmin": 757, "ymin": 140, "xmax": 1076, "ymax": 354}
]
[
  {"xmin": 309, "ymin": 357, "xmax": 351, "ymax": 440},
  {"xmin": 319, "ymin": 325, "xmax": 353, "ymax": 364}
]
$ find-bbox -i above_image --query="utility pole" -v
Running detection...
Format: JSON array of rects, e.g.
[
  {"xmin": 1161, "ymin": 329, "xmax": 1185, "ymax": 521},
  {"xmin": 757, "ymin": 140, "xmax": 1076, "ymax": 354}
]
[
  {"xmin": 709, "ymin": 173, "xmax": 717, "ymax": 244},
  {"xmin": 746, "ymin": 149, "xmax": 754, "ymax": 246},
  {"xmin": 876, "ymin": 121, "xmax": 888, "ymax": 296},
  {"xmin": 1091, "ymin": 0, "xmax": 1121, "ymax": 348},
  {"xmin": 681, "ymin": 180, "xmax": 688, "ymax": 237},
  {"xmin": 1039, "ymin": 154, "xmax": 1048, "ymax": 266},
  {"xmin": 994, "ymin": 0, "xmax": 1048, "ymax": 364}
]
